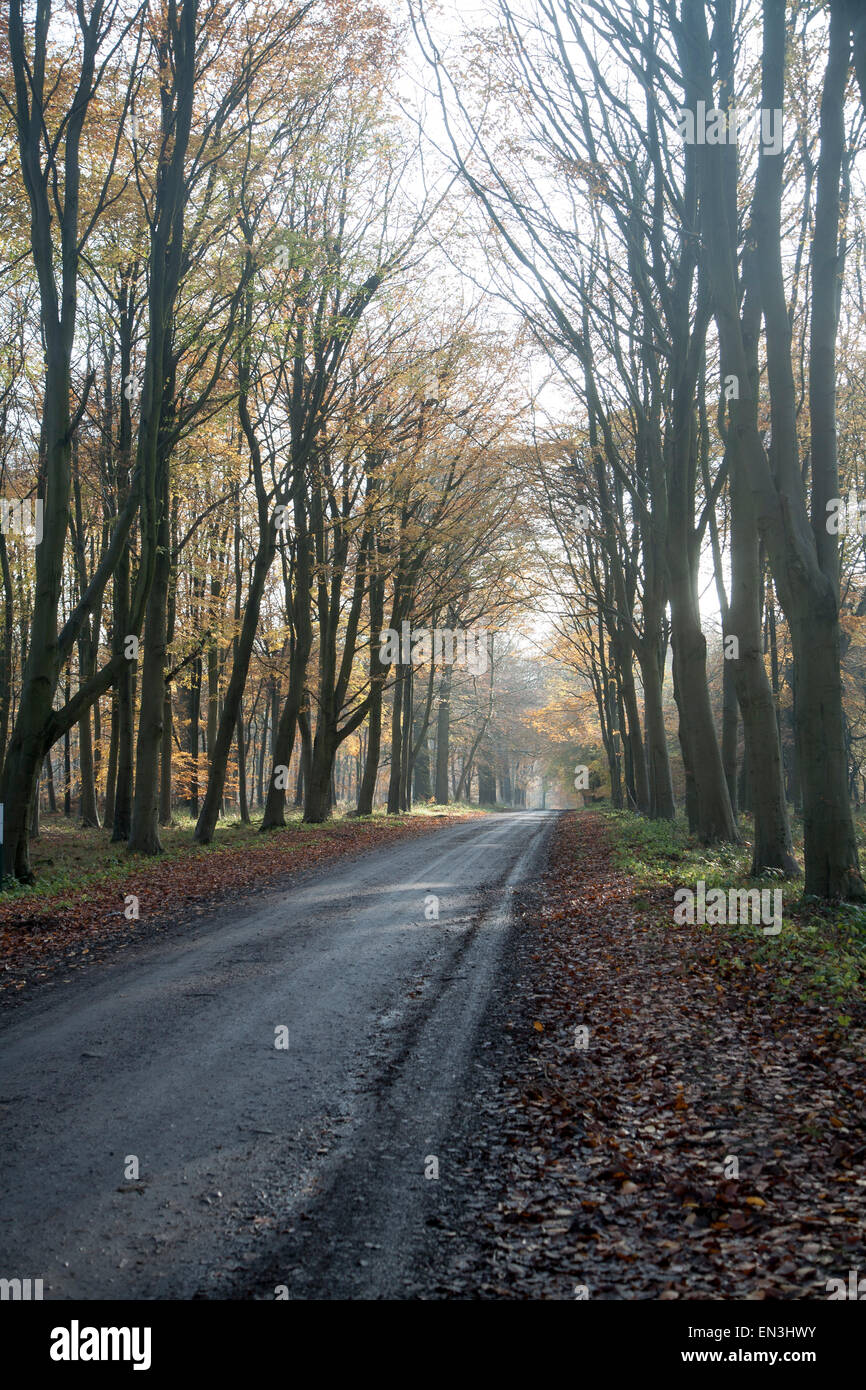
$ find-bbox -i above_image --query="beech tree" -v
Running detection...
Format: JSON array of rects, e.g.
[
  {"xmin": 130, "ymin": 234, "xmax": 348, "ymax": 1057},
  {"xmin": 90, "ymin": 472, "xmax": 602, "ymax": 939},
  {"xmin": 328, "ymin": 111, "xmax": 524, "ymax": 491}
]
[{"xmin": 1, "ymin": 0, "xmax": 144, "ymax": 879}]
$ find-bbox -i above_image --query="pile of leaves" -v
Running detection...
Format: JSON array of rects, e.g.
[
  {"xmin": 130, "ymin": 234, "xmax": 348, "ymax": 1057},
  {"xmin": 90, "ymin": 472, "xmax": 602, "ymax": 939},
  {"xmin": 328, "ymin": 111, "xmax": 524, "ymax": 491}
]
[
  {"xmin": 0, "ymin": 811, "xmax": 479, "ymax": 999},
  {"xmin": 434, "ymin": 811, "xmax": 866, "ymax": 1299}
]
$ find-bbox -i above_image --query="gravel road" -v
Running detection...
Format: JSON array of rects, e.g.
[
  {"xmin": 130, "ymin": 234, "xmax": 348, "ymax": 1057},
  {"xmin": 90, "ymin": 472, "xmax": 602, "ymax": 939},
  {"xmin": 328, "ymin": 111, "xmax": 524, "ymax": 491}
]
[{"xmin": 0, "ymin": 810, "xmax": 556, "ymax": 1299}]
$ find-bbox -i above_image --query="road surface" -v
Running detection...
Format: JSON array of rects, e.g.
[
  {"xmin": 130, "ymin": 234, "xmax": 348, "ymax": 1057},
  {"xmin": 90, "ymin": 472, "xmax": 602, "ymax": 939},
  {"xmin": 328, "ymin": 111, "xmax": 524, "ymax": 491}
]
[{"xmin": 0, "ymin": 810, "xmax": 556, "ymax": 1299}]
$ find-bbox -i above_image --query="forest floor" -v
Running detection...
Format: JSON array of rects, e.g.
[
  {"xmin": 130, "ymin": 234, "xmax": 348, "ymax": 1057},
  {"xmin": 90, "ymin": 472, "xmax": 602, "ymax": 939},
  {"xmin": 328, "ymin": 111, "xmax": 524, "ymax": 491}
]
[
  {"xmin": 429, "ymin": 809, "xmax": 866, "ymax": 1299},
  {"xmin": 0, "ymin": 805, "xmax": 486, "ymax": 1000},
  {"xmin": 5, "ymin": 802, "xmax": 865, "ymax": 1300}
]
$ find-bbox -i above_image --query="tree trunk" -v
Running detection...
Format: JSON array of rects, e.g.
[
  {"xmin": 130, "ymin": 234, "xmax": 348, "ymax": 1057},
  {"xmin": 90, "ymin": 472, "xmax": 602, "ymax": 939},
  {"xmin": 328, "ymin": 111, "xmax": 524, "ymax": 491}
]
[
  {"xmin": 44, "ymin": 752, "xmax": 57, "ymax": 815},
  {"xmin": 257, "ymin": 696, "xmax": 268, "ymax": 809},
  {"xmin": 639, "ymin": 642, "xmax": 675, "ymax": 820},
  {"xmin": 29, "ymin": 769, "xmax": 40, "ymax": 839},
  {"xmin": 667, "ymin": 559, "xmax": 738, "ymax": 843},
  {"xmin": 128, "ymin": 456, "xmax": 171, "ymax": 855},
  {"xmin": 236, "ymin": 704, "xmax": 249, "ymax": 823},
  {"xmin": 304, "ymin": 716, "xmax": 338, "ymax": 823},
  {"xmin": 189, "ymin": 654, "xmax": 201, "ymax": 816},
  {"xmin": 63, "ymin": 673, "xmax": 72, "ymax": 816},
  {"xmin": 104, "ymin": 687, "xmax": 118, "ymax": 828},
  {"xmin": 413, "ymin": 711, "xmax": 432, "ymax": 801},
  {"xmin": 619, "ymin": 647, "xmax": 649, "ymax": 813},
  {"xmin": 357, "ymin": 575, "xmax": 386, "ymax": 816},
  {"xmin": 0, "ymin": 2, "xmax": 105, "ymax": 879},
  {"xmin": 434, "ymin": 662, "xmax": 453, "ymax": 804},
  {"xmin": 159, "ymin": 685, "xmax": 173, "ymax": 827},
  {"xmin": 726, "ymin": 462, "xmax": 798, "ymax": 875},
  {"xmin": 689, "ymin": 0, "xmax": 847, "ymax": 886},
  {"xmin": 78, "ymin": 699, "xmax": 99, "ymax": 827},
  {"xmin": 0, "ymin": 533, "xmax": 13, "ymax": 789},
  {"xmin": 793, "ymin": 604, "xmax": 861, "ymax": 896},
  {"xmin": 386, "ymin": 667, "xmax": 404, "ymax": 814},
  {"xmin": 399, "ymin": 663, "xmax": 413, "ymax": 811},
  {"xmin": 721, "ymin": 655, "xmax": 739, "ymax": 819},
  {"xmin": 261, "ymin": 513, "xmax": 312, "ymax": 830}
]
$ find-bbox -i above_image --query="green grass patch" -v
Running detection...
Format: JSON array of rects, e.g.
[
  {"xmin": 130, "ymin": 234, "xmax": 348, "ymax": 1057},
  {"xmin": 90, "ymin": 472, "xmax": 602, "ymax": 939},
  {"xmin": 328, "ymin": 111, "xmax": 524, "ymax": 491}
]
[{"xmin": 597, "ymin": 805, "xmax": 866, "ymax": 1014}]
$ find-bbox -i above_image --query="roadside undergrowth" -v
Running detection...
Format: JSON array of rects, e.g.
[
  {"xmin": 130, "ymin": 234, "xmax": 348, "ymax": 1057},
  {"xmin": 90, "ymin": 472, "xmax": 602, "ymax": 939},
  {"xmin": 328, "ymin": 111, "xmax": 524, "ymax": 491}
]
[{"xmin": 435, "ymin": 810, "xmax": 866, "ymax": 1300}]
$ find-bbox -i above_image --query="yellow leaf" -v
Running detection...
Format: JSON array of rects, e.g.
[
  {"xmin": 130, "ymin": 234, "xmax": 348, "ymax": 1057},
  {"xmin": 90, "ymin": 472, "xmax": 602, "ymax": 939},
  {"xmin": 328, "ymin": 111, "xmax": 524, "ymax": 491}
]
[{"xmin": 533, "ymin": 1020, "xmax": 544, "ymax": 1032}]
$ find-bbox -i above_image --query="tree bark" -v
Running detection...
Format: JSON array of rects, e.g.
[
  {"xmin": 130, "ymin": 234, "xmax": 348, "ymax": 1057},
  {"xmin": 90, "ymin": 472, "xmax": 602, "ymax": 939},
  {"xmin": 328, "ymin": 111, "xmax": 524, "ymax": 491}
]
[{"xmin": 434, "ymin": 661, "xmax": 453, "ymax": 804}]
